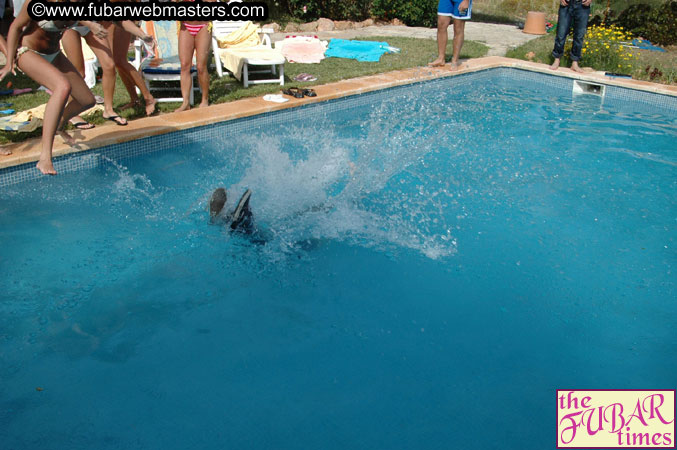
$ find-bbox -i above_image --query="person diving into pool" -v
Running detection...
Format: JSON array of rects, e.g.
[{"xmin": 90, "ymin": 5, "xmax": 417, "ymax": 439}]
[{"xmin": 209, "ymin": 187, "xmax": 255, "ymax": 234}]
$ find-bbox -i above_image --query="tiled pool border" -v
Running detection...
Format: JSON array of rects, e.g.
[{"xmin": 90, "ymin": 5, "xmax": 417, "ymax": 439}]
[{"xmin": 1, "ymin": 56, "xmax": 676, "ymax": 187}]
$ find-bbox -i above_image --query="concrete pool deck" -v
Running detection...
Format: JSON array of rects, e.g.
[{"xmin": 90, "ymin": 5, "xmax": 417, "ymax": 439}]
[{"xmin": 1, "ymin": 56, "xmax": 676, "ymax": 172}]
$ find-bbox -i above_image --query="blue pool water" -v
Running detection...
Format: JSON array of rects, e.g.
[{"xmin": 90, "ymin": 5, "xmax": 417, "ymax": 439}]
[{"xmin": 1, "ymin": 69, "xmax": 675, "ymax": 449}]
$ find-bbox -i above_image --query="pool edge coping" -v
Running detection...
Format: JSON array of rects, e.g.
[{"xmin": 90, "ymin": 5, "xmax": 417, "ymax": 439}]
[{"xmin": 1, "ymin": 56, "xmax": 676, "ymax": 171}]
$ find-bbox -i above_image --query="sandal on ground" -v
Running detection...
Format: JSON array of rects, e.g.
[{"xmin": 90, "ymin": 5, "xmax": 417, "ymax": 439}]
[
  {"xmin": 293, "ymin": 73, "xmax": 317, "ymax": 82},
  {"xmin": 282, "ymin": 87, "xmax": 304, "ymax": 98},
  {"xmin": 71, "ymin": 121, "xmax": 95, "ymax": 130},
  {"xmin": 103, "ymin": 115, "xmax": 128, "ymax": 126},
  {"xmin": 302, "ymin": 88, "xmax": 317, "ymax": 97}
]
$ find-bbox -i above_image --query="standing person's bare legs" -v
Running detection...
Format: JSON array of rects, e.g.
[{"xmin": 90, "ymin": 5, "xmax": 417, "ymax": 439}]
[
  {"xmin": 429, "ymin": 15, "xmax": 452, "ymax": 67},
  {"xmin": 195, "ymin": 26, "xmax": 211, "ymax": 108},
  {"xmin": 85, "ymin": 31, "xmax": 127, "ymax": 124},
  {"xmin": 17, "ymin": 53, "xmax": 95, "ymax": 174},
  {"xmin": 109, "ymin": 25, "xmax": 156, "ymax": 115},
  {"xmin": 450, "ymin": 18, "xmax": 466, "ymax": 70},
  {"xmin": 176, "ymin": 26, "xmax": 195, "ymax": 112},
  {"xmin": 104, "ymin": 22, "xmax": 139, "ymax": 110},
  {"xmin": 62, "ymin": 29, "xmax": 95, "ymax": 129}
]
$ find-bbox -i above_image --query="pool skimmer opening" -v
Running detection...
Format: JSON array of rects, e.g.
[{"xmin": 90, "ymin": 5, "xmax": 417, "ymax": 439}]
[{"xmin": 573, "ymin": 80, "xmax": 606, "ymax": 97}]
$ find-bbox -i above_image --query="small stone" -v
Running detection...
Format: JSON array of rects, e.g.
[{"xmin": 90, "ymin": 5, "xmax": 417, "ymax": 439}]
[
  {"xmin": 284, "ymin": 22, "xmax": 300, "ymax": 32},
  {"xmin": 360, "ymin": 18, "xmax": 374, "ymax": 28},
  {"xmin": 525, "ymin": 51, "xmax": 536, "ymax": 60},
  {"xmin": 317, "ymin": 18, "xmax": 335, "ymax": 32},
  {"xmin": 299, "ymin": 21, "xmax": 318, "ymax": 32},
  {"xmin": 334, "ymin": 20, "xmax": 354, "ymax": 31},
  {"xmin": 391, "ymin": 18, "xmax": 404, "ymax": 26}
]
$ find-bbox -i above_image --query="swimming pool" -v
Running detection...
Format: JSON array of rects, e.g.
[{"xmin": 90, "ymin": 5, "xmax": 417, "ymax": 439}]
[{"xmin": 1, "ymin": 68, "xmax": 675, "ymax": 449}]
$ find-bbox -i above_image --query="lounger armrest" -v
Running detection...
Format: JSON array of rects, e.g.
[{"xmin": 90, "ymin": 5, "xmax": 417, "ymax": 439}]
[
  {"xmin": 260, "ymin": 33, "xmax": 272, "ymax": 48},
  {"xmin": 133, "ymin": 38, "xmax": 143, "ymax": 70},
  {"xmin": 261, "ymin": 27, "xmax": 274, "ymax": 34}
]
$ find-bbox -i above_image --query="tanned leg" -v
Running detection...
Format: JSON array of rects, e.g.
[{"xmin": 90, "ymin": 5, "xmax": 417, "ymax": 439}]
[
  {"xmin": 17, "ymin": 52, "xmax": 73, "ymax": 174},
  {"xmin": 85, "ymin": 31, "xmax": 126, "ymax": 123},
  {"xmin": 195, "ymin": 25, "xmax": 211, "ymax": 108},
  {"xmin": 176, "ymin": 26, "xmax": 194, "ymax": 112},
  {"xmin": 428, "ymin": 15, "xmax": 452, "ymax": 67},
  {"xmin": 450, "ymin": 18, "xmax": 466, "ymax": 70}
]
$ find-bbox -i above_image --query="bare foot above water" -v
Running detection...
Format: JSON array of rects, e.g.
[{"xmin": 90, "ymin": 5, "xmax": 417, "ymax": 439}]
[{"xmin": 36, "ymin": 159, "xmax": 57, "ymax": 175}]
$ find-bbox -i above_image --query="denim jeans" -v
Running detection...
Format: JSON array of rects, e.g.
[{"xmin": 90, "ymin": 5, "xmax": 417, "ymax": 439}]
[{"xmin": 552, "ymin": 0, "xmax": 591, "ymax": 61}]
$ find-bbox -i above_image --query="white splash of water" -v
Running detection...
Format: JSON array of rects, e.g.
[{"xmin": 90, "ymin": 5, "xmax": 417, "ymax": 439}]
[{"xmin": 216, "ymin": 92, "xmax": 459, "ymax": 260}]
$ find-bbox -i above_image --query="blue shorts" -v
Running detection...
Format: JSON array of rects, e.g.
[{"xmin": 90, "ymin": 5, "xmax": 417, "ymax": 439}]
[{"xmin": 438, "ymin": 0, "xmax": 472, "ymax": 20}]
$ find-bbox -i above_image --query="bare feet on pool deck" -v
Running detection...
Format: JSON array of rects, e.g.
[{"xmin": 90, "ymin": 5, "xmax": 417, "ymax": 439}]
[
  {"xmin": 570, "ymin": 61, "xmax": 584, "ymax": 73},
  {"xmin": 428, "ymin": 57, "xmax": 446, "ymax": 67},
  {"xmin": 36, "ymin": 159, "xmax": 57, "ymax": 175},
  {"xmin": 145, "ymin": 99, "xmax": 157, "ymax": 116},
  {"xmin": 449, "ymin": 61, "xmax": 466, "ymax": 72},
  {"xmin": 175, "ymin": 103, "xmax": 190, "ymax": 113},
  {"xmin": 550, "ymin": 58, "xmax": 560, "ymax": 70},
  {"xmin": 199, "ymin": 101, "xmax": 208, "ymax": 108},
  {"xmin": 0, "ymin": 147, "xmax": 11, "ymax": 156}
]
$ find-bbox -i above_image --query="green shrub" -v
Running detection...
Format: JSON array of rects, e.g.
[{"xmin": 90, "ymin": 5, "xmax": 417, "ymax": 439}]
[
  {"xmin": 371, "ymin": 0, "xmax": 439, "ymax": 27},
  {"xmin": 275, "ymin": 0, "xmax": 372, "ymax": 21},
  {"xmin": 612, "ymin": 1, "xmax": 677, "ymax": 46}
]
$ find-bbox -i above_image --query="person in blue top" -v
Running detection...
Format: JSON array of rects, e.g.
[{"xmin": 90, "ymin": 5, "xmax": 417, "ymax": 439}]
[
  {"xmin": 428, "ymin": 0, "xmax": 472, "ymax": 70},
  {"xmin": 550, "ymin": 0, "xmax": 593, "ymax": 72}
]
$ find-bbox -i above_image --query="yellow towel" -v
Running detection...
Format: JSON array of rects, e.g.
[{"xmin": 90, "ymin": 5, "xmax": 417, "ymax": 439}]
[
  {"xmin": 219, "ymin": 46, "xmax": 283, "ymax": 81},
  {"xmin": 13, "ymin": 103, "xmax": 105, "ymax": 123},
  {"xmin": 13, "ymin": 103, "xmax": 48, "ymax": 122},
  {"xmin": 81, "ymin": 38, "xmax": 96, "ymax": 61},
  {"xmin": 216, "ymin": 21, "xmax": 260, "ymax": 48}
]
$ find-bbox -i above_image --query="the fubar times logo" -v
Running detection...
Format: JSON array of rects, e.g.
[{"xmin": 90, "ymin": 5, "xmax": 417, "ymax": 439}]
[{"xmin": 557, "ymin": 390, "xmax": 675, "ymax": 448}]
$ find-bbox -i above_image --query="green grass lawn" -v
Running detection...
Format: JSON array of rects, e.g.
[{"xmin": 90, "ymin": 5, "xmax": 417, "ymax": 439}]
[
  {"xmin": 471, "ymin": 0, "xmax": 668, "ymax": 23},
  {"xmin": 0, "ymin": 36, "xmax": 488, "ymax": 146},
  {"xmin": 506, "ymin": 34, "xmax": 677, "ymax": 85}
]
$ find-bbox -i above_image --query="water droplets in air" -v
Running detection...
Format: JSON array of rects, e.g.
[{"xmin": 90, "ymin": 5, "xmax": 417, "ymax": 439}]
[{"xmin": 211, "ymin": 89, "xmax": 459, "ymax": 260}]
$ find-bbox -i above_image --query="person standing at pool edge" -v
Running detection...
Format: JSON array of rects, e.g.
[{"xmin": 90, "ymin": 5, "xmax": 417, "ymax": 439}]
[
  {"xmin": 550, "ymin": 0, "xmax": 592, "ymax": 73},
  {"xmin": 428, "ymin": 0, "xmax": 472, "ymax": 70}
]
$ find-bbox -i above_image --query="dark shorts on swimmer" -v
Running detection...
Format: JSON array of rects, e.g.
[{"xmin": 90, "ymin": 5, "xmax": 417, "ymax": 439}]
[{"xmin": 438, "ymin": 0, "xmax": 472, "ymax": 20}]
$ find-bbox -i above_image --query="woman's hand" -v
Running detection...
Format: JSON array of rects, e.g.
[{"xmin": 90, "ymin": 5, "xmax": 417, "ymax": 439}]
[
  {"xmin": 141, "ymin": 34, "xmax": 157, "ymax": 52},
  {"xmin": 81, "ymin": 21, "xmax": 108, "ymax": 39},
  {"xmin": 0, "ymin": 63, "xmax": 15, "ymax": 83},
  {"xmin": 93, "ymin": 24, "xmax": 108, "ymax": 40}
]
